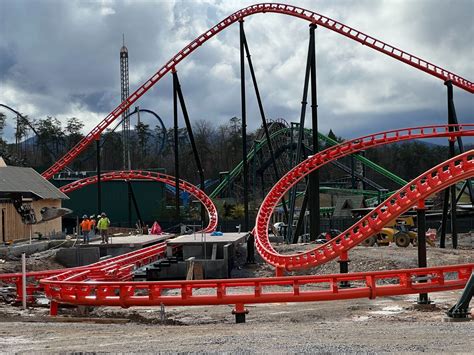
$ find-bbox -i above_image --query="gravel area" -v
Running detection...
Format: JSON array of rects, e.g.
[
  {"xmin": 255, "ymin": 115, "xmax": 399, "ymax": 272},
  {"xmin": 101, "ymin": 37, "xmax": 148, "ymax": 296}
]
[
  {"xmin": 0, "ymin": 234, "xmax": 472, "ymax": 353},
  {"xmin": 0, "ymin": 294, "xmax": 473, "ymax": 353}
]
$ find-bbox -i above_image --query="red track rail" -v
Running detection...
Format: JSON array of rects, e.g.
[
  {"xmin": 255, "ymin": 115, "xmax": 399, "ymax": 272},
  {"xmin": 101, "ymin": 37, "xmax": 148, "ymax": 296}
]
[
  {"xmin": 59, "ymin": 170, "xmax": 218, "ymax": 233},
  {"xmin": 0, "ymin": 241, "xmax": 170, "ymax": 302},
  {"xmin": 41, "ymin": 3, "xmax": 473, "ymax": 179},
  {"xmin": 1, "ymin": 125, "xmax": 472, "ymax": 316},
  {"xmin": 255, "ymin": 125, "xmax": 474, "ymax": 270},
  {"xmin": 41, "ymin": 264, "xmax": 473, "ymax": 308}
]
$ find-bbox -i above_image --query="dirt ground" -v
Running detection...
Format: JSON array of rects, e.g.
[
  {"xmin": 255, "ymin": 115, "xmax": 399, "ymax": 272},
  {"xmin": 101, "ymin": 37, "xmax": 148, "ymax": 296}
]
[{"xmin": 0, "ymin": 234, "xmax": 473, "ymax": 353}]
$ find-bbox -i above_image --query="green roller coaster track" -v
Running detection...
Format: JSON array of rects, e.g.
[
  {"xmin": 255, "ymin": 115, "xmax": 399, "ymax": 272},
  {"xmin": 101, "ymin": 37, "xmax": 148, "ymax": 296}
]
[{"xmin": 209, "ymin": 127, "xmax": 407, "ymax": 200}]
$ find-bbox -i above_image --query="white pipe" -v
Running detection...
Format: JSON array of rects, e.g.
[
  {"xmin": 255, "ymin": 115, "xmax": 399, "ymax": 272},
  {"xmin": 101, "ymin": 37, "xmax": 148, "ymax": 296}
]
[{"xmin": 21, "ymin": 253, "xmax": 26, "ymax": 309}]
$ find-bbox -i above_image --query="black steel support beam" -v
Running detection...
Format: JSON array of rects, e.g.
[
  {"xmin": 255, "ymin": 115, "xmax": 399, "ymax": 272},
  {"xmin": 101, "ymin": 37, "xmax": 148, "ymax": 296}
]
[
  {"xmin": 96, "ymin": 139, "xmax": 102, "ymax": 214},
  {"xmin": 294, "ymin": 184, "xmax": 309, "ymax": 240},
  {"xmin": 173, "ymin": 71, "xmax": 206, "ymax": 225},
  {"xmin": 440, "ymin": 188, "xmax": 449, "ymax": 248},
  {"xmin": 417, "ymin": 201, "xmax": 429, "ymax": 304},
  {"xmin": 287, "ymin": 24, "xmax": 314, "ymax": 243},
  {"xmin": 308, "ymin": 23, "xmax": 320, "ymax": 241},
  {"xmin": 447, "ymin": 81, "xmax": 457, "ymax": 249},
  {"xmin": 240, "ymin": 20, "xmax": 253, "ymax": 262},
  {"xmin": 446, "ymin": 272, "xmax": 474, "ymax": 319},
  {"xmin": 446, "ymin": 82, "xmax": 474, "ymax": 204},
  {"xmin": 172, "ymin": 70, "xmax": 180, "ymax": 224},
  {"xmin": 241, "ymin": 29, "xmax": 289, "ymax": 222},
  {"xmin": 239, "ymin": 20, "xmax": 249, "ymax": 233},
  {"xmin": 128, "ymin": 182, "xmax": 132, "ymax": 227},
  {"xmin": 127, "ymin": 180, "xmax": 144, "ymax": 227}
]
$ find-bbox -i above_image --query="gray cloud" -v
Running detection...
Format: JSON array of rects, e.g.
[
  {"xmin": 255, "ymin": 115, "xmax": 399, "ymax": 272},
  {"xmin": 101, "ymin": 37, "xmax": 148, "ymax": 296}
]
[{"xmin": 0, "ymin": 0, "xmax": 472, "ymax": 144}]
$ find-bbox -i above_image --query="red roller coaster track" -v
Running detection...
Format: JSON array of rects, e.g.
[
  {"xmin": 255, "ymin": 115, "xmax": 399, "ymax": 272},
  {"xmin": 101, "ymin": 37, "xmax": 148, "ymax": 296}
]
[
  {"xmin": 0, "ymin": 126, "xmax": 472, "ymax": 315},
  {"xmin": 38, "ymin": 145, "xmax": 473, "ymax": 311},
  {"xmin": 254, "ymin": 125, "xmax": 474, "ymax": 270},
  {"xmin": 59, "ymin": 170, "xmax": 218, "ymax": 233},
  {"xmin": 0, "ymin": 241, "xmax": 170, "ymax": 303},
  {"xmin": 41, "ymin": 3, "xmax": 474, "ymax": 180},
  {"xmin": 1, "ymin": 3, "xmax": 472, "ymax": 319}
]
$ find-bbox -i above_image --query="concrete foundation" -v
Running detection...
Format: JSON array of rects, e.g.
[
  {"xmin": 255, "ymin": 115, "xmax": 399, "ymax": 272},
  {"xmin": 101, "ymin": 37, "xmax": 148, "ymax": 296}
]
[
  {"xmin": 55, "ymin": 247, "xmax": 100, "ymax": 268},
  {"xmin": 139, "ymin": 232, "xmax": 247, "ymax": 280},
  {"xmin": 83, "ymin": 233, "xmax": 171, "ymax": 259},
  {"xmin": 0, "ymin": 240, "xmax": 75, "ymax": 259}
]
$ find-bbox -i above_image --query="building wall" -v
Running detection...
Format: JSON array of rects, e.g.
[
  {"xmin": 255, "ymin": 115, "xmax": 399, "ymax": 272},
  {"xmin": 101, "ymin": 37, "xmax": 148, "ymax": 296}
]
[
  {"xmin": 0, "ymin": 199, "xmax": 62, "ymax": 243},
  {"xmin": 53, "ymin": 180, "xmax": 165, "ymax": 226}
]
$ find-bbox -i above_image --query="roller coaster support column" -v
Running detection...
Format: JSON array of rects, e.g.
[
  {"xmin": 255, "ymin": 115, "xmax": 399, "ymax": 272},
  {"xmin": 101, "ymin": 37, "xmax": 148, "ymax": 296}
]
[
  {"xmin": 446, "ymin": 272, "xmax": 474, "ymax": 321},
  {"xmin": 96, "ymin": 139, "xmax": 102, "ymax": 214},
  {"xmin": 416, "ymin": 200, "xmax": 430, "ymax": 305},
  {"xmin": 308, "ymin": 23, "xmax": 320, "ymax": 241},
  {"xmin": 172, "ymin": 69, "xmax": 180, "ymax": 224},
  {"xmin": 338, "ymin": 251, "xmax": 350, "ymax": 288},
  {"xmin": 232, "ymin": 303, "xmax": 249, "ymax": 324},
  {"xmin": 127, "ymin": 180, "xmax": 144, "ymax": 228},
  {"xmin": 173, "ymin": 71, "xmax": 206, "ymax": 225},
  {"xmin": 242, "ymin": 24, "xmax": 289, "ymax": 221},
  {"xmin": 128, "ymin": 181, "xmax": 132, "ymax": 227},
  {"xmin": 240, "ymin": 20, "xmax": 253, "ymax": 262},
  {"xmin": 50, "ymin": 300, "xmax": 58, "ymax": 317},
  {"xmin": 441, "ymin": 81, "xmax": 460, "ymax": 249},
  {"xmin": 294, "ymin": 184, "xmax": 309, "ymax": 240},
  {"xmin": 288, "ymin": 23, "xmax": 313, "ymax": 243}
]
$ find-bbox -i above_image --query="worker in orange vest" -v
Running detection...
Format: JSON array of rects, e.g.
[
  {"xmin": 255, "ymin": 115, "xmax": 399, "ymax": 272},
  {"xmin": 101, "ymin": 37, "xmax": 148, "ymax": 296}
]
[{"xmin": 79, "ymin": 215, "xmax": 91, "ymax": 244}]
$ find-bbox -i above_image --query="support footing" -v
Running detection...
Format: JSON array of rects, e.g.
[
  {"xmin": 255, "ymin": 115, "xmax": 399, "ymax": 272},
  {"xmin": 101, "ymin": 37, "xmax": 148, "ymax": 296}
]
[
  {"xmin": 232, "ymin": 304, "xmax": 249, "ymax": 323},
  {"xmin": 50, "ymin": 301, "xmax": 58, "ymax": 316}
]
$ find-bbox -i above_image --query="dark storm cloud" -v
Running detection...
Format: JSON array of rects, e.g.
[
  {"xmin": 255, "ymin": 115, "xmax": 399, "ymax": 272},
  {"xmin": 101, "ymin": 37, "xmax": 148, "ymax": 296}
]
[{"xmin": 0, "ymin": 0, "xmax": 472, "ymax": 142}]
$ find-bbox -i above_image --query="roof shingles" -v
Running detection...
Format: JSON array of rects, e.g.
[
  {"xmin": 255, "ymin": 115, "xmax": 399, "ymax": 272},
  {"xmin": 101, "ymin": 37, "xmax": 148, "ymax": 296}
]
[{"xmin": 0, "ymin": 166, "xmax": 69, "ymax": 200}]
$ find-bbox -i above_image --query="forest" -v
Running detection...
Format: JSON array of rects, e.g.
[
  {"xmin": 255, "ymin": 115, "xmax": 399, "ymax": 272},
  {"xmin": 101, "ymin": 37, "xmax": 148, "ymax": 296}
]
[{"xmin": 0, "ymin": 111, "xmax": 466, "ymax": 193}]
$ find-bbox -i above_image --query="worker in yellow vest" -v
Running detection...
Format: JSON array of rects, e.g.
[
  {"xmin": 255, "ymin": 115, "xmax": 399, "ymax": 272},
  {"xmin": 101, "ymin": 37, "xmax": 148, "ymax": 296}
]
[{"xmin": 97, "ymin": 212, "xmax": 111, "ymax": 244}]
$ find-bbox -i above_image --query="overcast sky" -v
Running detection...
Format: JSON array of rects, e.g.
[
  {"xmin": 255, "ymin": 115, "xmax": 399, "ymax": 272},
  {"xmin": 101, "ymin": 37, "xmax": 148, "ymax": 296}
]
[{"xmin": 1, "ymin": 0, "xmax": 473, "ymax": 143}]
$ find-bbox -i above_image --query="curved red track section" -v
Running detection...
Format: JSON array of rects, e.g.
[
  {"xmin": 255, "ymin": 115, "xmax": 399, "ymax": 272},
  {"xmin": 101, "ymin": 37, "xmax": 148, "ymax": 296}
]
[
  {"xmin": 2, "ymin": 126, "xmax": 472, "ymax": 313},
  {"xmin": 254, "ymin": 125, "xmax": 474, "ymax": 270},
  {"xmin": 39, "ymin": 146, "xmax": 474, "ymax": 308},
  {"xmin": 0, "ymin": 242, "xmax": 170, "ymax": 302},
  {"xmin": 59, "ymin": 170, "xmax": 218, "ymax": 233},
  {"xmin": 41, "ymin": 3, "xmax": 474, "ymax": 179}
]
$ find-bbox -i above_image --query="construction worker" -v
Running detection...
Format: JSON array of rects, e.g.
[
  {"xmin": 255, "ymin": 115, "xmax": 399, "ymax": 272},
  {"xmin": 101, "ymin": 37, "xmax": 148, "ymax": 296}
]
[
  {"xmin": 97, "ymin": 212, "xmax": 111, "ymax": 244},
  {"xmin": 89, "ymin": 215, "xmax": 96, "ymax": 239},
  {"xmin": 79, "ymin": 215, "xmax": 91, "ymax": 244}
]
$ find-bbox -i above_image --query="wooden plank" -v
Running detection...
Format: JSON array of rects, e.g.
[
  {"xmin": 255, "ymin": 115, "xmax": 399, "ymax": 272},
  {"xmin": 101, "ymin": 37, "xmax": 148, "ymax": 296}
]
[
  {"xmin": 193, "ymin": 262, "xmax": 204, "ymax": 280},
  {"xmin": 186, "ymin": 259, "xmax": 195, "ymax": 280}
]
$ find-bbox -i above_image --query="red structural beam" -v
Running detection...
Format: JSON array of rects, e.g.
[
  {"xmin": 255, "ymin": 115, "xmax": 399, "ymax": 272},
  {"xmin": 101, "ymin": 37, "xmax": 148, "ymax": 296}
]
[
  {"xmin": 41, "ymin": 3, "xmax": 473, "ymax": 180},
  {"xmin": 41, "ymin": 263, "xmax": 473, "ymax": 308},
  {"xmin": 60, "ymin": 170, "xmax": 218, "ymax": 233},
  {"xmin": 0, "ymin": 241, "xmax": 170, "ymax": 302},
  {"xmin": 254, "ymin": 125, "xmax": 474, "ymax": 269}
]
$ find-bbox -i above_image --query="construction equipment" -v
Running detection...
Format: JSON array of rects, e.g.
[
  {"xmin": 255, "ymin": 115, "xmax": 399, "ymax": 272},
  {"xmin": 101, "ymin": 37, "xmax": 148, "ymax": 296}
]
[{"xmin": 362, "ymin": 216, "xmax": 435, "ymax": 247}]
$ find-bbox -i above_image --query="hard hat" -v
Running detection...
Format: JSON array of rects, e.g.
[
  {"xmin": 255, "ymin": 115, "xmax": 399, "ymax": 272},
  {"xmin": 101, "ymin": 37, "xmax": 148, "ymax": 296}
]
[
  {"xmin": 101, "ymin": 212, "xmax": 106, "ymax": 217},
  {"xmin": 82, "ymin": 214, "xmax": 88, "ymax": 219},
  {"xmin": 90, "ymin": 215, "xmax": 94, "ymax": 219}
]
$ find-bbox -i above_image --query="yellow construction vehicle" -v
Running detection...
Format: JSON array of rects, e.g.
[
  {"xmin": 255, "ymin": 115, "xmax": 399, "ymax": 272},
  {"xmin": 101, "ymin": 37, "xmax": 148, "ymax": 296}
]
[{"xmin": 361, "ymin": 216, "xmax": 434, "ymax": 247}]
